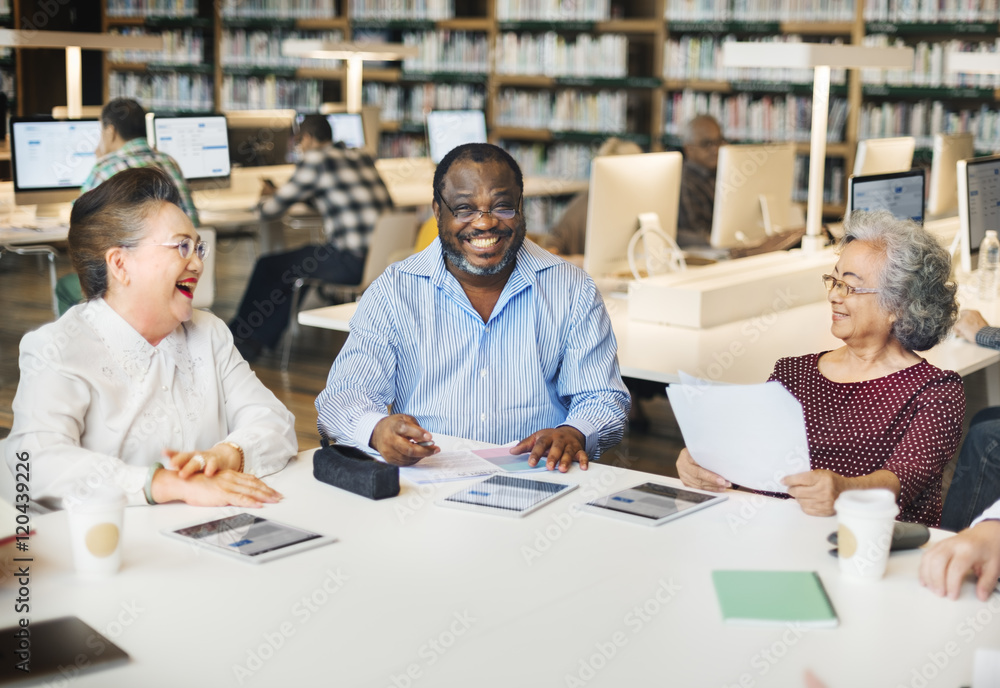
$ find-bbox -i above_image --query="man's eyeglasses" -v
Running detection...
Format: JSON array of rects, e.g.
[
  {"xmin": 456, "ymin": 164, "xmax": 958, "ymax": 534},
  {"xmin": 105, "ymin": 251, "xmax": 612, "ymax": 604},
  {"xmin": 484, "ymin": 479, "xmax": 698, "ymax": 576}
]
[
  {"xmin": 143, "ymin": 237, "xmax": 209, "ymax": 261},
  {"xmin": 691, "ymin": 138, "xmax": 724, "ymax": 149},
  {"xmin": 822, "ymin": 274, "xmax": 879, "ymax": 298},
  {"xmin": 440, "ymin": 194, "xmax": 521, "ymax": 224}
]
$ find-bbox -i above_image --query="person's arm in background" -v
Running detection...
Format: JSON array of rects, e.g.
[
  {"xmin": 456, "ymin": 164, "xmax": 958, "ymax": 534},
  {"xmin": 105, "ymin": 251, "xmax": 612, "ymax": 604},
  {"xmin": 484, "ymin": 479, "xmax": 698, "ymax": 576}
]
[
  {"xmin": 258, "ymin": 155, "xmax": 318, "ymax": 221},
  {"xmin": 920, "ymin": 499, "xmax": 1000, "ymax": 600},
  {"xmin": 955, "ymin": 310, "xmax": 1000, "ymax": 349}
]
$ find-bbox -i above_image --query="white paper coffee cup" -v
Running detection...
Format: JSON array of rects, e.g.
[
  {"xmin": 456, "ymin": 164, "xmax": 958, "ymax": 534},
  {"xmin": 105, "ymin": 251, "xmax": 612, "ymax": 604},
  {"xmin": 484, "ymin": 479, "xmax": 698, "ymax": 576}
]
[
  {"xmin": 67, "ymin": 486, "xmax": 126, "ymax": 577},
  {"xmin": 834, "ymin": 489, "xmax": 899, "ymax": 580}
]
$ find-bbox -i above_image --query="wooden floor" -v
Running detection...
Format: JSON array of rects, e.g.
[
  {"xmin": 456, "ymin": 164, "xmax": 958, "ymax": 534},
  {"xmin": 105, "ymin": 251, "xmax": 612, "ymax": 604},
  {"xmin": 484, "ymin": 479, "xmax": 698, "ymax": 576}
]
[{"xmin": 0, "ymin": 230, "xmax": 684, "ymax": 478}]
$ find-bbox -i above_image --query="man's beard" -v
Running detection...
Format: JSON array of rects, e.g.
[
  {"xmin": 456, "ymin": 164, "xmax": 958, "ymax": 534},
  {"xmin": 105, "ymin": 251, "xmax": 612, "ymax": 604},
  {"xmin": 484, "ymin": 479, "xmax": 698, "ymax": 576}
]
[{"xmin": 440, "ymin": 226, "xmax": 526, "ymax": 277}]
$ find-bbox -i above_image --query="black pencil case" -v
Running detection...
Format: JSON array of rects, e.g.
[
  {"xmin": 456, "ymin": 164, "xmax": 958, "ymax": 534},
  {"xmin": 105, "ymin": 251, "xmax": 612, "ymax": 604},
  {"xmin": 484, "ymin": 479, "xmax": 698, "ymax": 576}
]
[{"xmin": 313, "ymin": 440, "xmax": 400, "ymax": 500}]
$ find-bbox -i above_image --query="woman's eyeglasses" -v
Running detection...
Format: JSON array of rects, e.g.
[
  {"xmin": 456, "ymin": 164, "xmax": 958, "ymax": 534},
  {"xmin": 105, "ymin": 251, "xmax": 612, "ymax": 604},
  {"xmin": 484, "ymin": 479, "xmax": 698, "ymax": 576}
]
[{"xmin": 822, "ymin": 274, "xmax": 879, "ymax": 298}]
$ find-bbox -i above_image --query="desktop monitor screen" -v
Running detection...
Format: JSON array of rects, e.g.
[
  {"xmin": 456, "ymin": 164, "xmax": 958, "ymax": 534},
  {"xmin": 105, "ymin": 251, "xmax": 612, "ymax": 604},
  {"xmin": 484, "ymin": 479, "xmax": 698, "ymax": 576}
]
[
  {"xmin": 326, "ymin": 113, "xmax": 366, "ymax": 149},
  {"xmin": 151, "ymin": 114, "xmax": 231, "ymax": 186},
  {"xmin": 584, "ymin": 151, "xmax": 683, "ymax": 280},
  {"xmin": 958, "ymin": 155, "xmax": 1000, "ymax": 271},
  {"xmin": 927, "ymin": 132, "xmax": 975, "ymax": 217},
  {"xmin": 853, "ymin": 136, "xmax": 916, "ymax": 177},
  {"xmin": 710, "ymin": 142, "xmax": 796, "ymax": 250},
  {"xmin": 848, "ymin": 170, "xmax": 925, "ymax": 224},
  {"xmin": 426, "ymin": 110, "xmax": 487, "ymax": 164},
  {"xmin": 10, "ymin": 118, "xmax": 102, "ymax": 201}
]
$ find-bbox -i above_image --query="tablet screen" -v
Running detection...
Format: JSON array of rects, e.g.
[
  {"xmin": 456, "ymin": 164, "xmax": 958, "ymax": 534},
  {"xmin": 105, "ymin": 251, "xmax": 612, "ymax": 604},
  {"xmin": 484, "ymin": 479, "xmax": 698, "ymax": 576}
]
[
  {"xmin": 589, "ymin": 483, "xmax": 718, "ymax": 520},
  {"xmin": 171, "ymin": 513, "xmax": 321, "ymax": 558},
  {"xmin": 442, "ymin": 474, "xmax": 571, "ymax": 513}
]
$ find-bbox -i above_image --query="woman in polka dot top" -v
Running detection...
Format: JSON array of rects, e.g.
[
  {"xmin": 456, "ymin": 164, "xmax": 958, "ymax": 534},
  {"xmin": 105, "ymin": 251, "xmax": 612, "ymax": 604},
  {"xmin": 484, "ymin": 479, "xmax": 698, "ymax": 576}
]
[{"xmin": 678, "ymin": 210, "xmax": 965, "ymax": 527}]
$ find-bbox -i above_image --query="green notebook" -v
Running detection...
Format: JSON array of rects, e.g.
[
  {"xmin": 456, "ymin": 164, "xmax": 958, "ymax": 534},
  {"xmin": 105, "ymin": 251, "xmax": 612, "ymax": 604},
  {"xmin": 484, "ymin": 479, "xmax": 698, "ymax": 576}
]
[{"xmin": 711, "ymin": 570, "xmax": 838, "ymax": 628}]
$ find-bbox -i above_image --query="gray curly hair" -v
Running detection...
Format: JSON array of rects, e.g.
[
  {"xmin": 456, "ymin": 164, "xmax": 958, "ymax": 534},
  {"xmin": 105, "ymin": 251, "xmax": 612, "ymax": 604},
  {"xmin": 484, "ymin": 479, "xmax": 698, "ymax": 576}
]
[{"xmin": 840, "ymin": 210, "xmax": 957, "ymax": 351}]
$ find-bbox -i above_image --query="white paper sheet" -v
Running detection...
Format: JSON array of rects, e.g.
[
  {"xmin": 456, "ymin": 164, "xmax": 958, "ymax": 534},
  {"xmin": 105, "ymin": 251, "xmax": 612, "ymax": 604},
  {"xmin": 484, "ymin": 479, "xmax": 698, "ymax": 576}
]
[
  {"xmin": 667, "ymin": 378, "xmax": 811, "ymax": 493},
  {"xmin": 398, "ymin": 450, "xmax": 501, "ymax": 484}
]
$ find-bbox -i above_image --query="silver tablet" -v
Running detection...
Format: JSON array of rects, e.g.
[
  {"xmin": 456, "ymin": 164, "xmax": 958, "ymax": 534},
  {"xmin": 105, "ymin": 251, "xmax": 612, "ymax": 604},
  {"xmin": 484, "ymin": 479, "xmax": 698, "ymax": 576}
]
[
  {"xmin": 436, "ymin": 474, "xmax": 577, "ymax": 518},
  {"xmin": 583, "ymin": 482, "xmax": 727, "ymax": 526},
  {"xmin": 162, "ymin": 513, "xmax": 336, "ymax": 564}
]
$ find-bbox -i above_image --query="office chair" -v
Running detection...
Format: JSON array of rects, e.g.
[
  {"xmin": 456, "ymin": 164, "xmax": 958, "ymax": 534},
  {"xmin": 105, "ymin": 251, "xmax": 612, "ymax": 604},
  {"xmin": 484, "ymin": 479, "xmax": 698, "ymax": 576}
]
[{"xmin": 281, "ymin": 210, "xmax": 419, "ymax": 370}]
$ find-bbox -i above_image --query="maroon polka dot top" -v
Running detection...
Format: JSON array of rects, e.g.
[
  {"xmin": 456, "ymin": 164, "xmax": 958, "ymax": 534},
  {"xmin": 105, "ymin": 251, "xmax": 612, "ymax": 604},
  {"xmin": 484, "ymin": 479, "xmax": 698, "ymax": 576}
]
[{"xmin": 768, "ymin": 352, "xmax": 965, "ymax": 526}]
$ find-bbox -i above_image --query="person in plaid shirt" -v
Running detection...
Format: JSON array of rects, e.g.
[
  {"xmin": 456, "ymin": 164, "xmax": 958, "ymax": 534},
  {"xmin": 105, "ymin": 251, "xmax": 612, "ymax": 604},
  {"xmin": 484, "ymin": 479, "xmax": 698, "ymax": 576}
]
[
  {"xmin": 55, "ymin": 98, "xmax": 200, "ymax": 315},
  {"xmin": 228, "ymin": 114, "xmax": 393, "ymax": 362}
]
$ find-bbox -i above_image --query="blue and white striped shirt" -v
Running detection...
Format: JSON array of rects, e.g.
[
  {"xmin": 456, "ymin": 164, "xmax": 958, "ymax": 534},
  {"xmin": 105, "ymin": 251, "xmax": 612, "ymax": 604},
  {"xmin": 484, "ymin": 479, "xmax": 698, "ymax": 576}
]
[{"xmin": 316, "ymin": 238, "xmax": 630, "ymax": 458}]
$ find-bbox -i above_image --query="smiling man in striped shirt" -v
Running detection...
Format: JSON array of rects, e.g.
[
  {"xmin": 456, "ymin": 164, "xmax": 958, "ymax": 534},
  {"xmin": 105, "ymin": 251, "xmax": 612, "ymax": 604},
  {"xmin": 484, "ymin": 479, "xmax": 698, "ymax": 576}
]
[{"xmin": 316, "ymin": 143, "xmax": 630, "ymax": 471}]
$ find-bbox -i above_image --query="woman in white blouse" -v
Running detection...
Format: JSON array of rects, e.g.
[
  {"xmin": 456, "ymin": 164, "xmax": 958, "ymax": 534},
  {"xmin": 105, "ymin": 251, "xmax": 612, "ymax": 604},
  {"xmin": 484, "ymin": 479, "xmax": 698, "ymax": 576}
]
[{"xmin": 5, "ymin": 167, "xmax": 297, "ymax": 508}]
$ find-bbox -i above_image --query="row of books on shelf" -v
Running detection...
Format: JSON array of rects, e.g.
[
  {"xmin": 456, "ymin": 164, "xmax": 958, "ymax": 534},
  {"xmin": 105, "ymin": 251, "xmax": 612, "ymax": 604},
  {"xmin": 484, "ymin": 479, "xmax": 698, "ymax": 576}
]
[
  {"xmin": 863, "ymin": 0, "xmax": 999, "ymax": 22},
  {"xmin": 523, "ymin": 196, "xmax": 573, "ymax": 234},
  {"xmin": 665, "ymin": 0, "xmax": 854, "ymax": 22},
  {"xmin": 221, "ymin": 30, "xmax": 344, "ymax": 69},
  {"xmin": 792, "ymin": 156, "xmax": 844, "ymax": 205},
  {"xmin": 495, "ymin": 33, "xmax": 628, "ymax": 79},
  {"xmin": 350, "ymin": 0, "xmax": 453, "ymax": 20},
  {"xmin": 495, "ymin": 89, "xmax": 628, "ymax": 133},
  {"xmin": 663, "ymin": 90, "xmax": 849, "ymax": 144},
  {"xmin": 402, "ymin": 31, "xmax": 489, "ymax": 74},
  {"xmin": 378, "ymin": 132, "xmax": 428, "ymax": 159},
  {"xmin": 108, "ymin": 28, "xmax": 205, "ymax": 66},
  {"xmin": 362, "ymin": 83, "xmax": 485, "ymax": 123},
  {"xmin": 109, "ymin": 72, "xmax": 213, "ymax": 111},
  {"xmin": 222, "ymin": 76, "xmax": 323, "ymax": 110},
  {"xmin": 496, "ymin": 0, "xmax": 610, "ymax": 21},
  {"xmin": 663, "ymin": 35, "xmax": 848, "ymax": 85},
  {"xmin": 504, "ymin": 141, "xmax": 596, "ymax": 180},
  {"xmin": 861, "ymin": 36, "xmax": 1000, "ymax": 88},
  {"xmin": 0, "ymin": 0, "xmax": 9, "ymax": 14},
  {"xmin": 858, "ymin": 100, "xmax": 1000, "ymax": 150},
  {"xmin": 220, "ymin": 0, "xmax": 337, "ymax": 19},
  {"xmin": 106, "ymin": 0, "xmax": 197, "ymax": 17}
]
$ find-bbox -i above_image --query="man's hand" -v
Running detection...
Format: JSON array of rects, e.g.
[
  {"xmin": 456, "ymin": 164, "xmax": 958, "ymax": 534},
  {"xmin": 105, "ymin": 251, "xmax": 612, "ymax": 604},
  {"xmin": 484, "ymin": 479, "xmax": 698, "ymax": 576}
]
[
  {"xmin": 955, "ymin": 310, "xmax": 989, "ymax": 343},
  {"xmin": 370, "ymin": 414, "xmax": 439, "ymax": 466},
  {"xmin": 513, "ymin": 427, "xmax": 588, "ymax": 473},
  {"xmin": 919, "ymin": 520, "xmax": 1000, "ymax": 601},
  {"xmin": 676, "ymin": 448, "xmax": 730, "ymax": 491},
  {"xmin": 782, "ymin": 469, "xmax": 845, "ymax": 516}
]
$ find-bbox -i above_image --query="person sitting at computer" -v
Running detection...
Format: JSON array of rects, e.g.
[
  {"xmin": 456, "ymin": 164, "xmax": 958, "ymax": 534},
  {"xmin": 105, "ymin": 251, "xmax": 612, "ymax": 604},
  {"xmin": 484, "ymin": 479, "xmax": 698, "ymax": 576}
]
[
  {"xmin": 5, "ymin": 168, "xmax": 295, "ymax": 508},
  {"xmin": 315, "ymin": 143, "xmax": 630, "ymax": 471},
  {"xmin": 676, "ymin": 114, "xmax": 724, "ymax": 249},
  {"xmin": 55, "ymin": 97, "xmax": 200, "ymax": 316},
  {"xmin": 938, "ymin": 309, "xmax": 1000, "ymax": 531},
  {"xmin": 541, "ymin": 137, "xmax": 643, "ymax": 259},
  {"xmin": 920, "ymin": 497, "xmax": 1000, "ymax": 600},
  {"xmin": 677, "ymin": 210, "xmax": 964, "ymax": 527},
  {"xmin": 228, "ymin": 114, "xmax": 393, "ymax": 362}
]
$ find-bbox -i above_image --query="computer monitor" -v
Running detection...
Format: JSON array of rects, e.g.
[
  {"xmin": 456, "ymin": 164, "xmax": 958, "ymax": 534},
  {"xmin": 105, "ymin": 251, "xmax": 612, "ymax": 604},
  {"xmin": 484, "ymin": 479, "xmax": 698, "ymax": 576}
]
[
  {"xmin": 848, "ymin": 170, "xmax": 925, "ymax": 224},
  {"xmin": 10, "ymin": 117, "xmax": 102, "ymax": 208},
  {"xmin": 853, "ymin": 136, "xmax": 916, "ymax": 176},
  {"xmin": 149, "ymin": 113, "xmax": 231, "ymax": 191},
  {"xmin": 326, "ymin": 113, "xmax": 365, "ymax": 149},
  {"xmin": 957, "ymin": 154, "xmax": 1000, "ymax": 272},
  {"xmin": 710, "ymin": 142, "xmax": 797, "ymax": 250},
  {"xmin": 584, "ymin": 151, "xmax": 683, "ymax": 279},
  {"xmin": 426, "ymin": 110, "xmax": 487, "ymax": 164},
  {"xmin": 927, "ymin": 132, "xmax": 975, "ymax": 217}
]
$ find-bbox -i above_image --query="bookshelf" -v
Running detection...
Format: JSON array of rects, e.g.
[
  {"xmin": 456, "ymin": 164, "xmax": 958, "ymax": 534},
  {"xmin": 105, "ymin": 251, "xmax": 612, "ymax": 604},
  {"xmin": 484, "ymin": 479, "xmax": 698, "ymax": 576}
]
[{"xmin": 97, "ymin": 0, "xmax": 1000, "ymax": 222}]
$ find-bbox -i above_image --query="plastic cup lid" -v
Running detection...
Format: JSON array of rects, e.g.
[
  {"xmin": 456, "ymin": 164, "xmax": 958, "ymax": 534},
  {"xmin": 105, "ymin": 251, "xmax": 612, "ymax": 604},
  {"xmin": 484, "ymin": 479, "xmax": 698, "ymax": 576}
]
[{"xmin": 835, "ymin": 488, "xmax": 899, "ymax": 518}]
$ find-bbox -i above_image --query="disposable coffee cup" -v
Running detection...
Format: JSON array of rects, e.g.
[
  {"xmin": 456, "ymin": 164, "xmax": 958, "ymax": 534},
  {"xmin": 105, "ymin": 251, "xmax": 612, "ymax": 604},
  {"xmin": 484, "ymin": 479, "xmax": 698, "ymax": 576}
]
[
  {"xmin": 66, "ymin": 486, "xmax": 126, "ymax": 577},
  {"xmin": 834, "ymin": 489, "xmax": 899, "ymax": 580}
]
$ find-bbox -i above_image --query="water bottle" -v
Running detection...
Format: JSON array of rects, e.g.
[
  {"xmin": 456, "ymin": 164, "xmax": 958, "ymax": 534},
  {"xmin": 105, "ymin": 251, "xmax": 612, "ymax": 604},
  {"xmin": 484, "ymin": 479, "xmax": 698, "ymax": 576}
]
[{"xmin": 980, "ymin": 230, "xmax": 1000, "ymax": 300}]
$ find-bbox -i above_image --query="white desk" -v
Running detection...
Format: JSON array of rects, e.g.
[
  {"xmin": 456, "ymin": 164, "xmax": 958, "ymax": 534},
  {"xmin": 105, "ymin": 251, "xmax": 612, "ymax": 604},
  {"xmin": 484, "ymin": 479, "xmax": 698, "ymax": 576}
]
[
  {"xmin": 9, "ymin": 441, "xmax": 999, "ymax": 687},
  {"xmin": 299, "ymin": 297, "xmax": 1000, "ymax": 392},
  {"xmin": 0, "ymin": 194, "xmax": 70, "ymax": 318}
]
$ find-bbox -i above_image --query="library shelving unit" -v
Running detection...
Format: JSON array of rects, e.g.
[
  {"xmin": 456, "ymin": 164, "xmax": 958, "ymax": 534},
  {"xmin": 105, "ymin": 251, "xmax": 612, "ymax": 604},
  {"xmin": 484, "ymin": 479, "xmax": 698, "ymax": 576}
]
[{"xmin": 98, "ymin": 0, "xmax": 1000, "ymax": 221}]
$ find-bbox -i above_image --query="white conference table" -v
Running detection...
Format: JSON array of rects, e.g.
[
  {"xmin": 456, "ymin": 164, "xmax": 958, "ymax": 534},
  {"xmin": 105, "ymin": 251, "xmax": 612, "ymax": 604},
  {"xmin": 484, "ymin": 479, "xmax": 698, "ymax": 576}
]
[
  {"xmin": 6, "ymin": 439, "xmax": 999, "ymax": 687},
  {"xmin": 298, "ymin": 294, "xmax": 1000, "ymax": 395}
]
